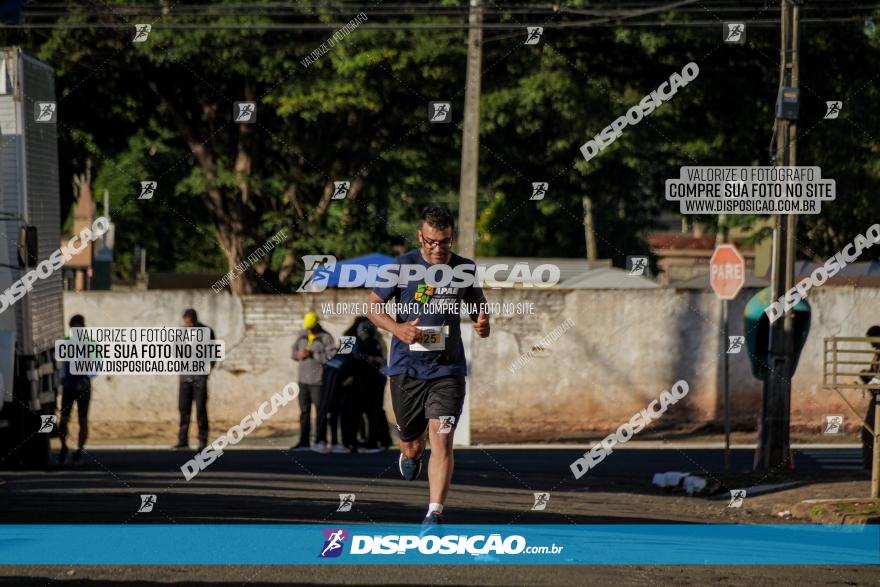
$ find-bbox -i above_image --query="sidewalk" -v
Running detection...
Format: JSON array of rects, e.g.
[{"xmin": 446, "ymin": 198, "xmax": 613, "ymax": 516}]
[{"xmin": 71, "ymin": 431, "xmax": 862, "ymax": 450}]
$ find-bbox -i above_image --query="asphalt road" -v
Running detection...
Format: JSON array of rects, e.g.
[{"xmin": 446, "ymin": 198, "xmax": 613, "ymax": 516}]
[
  {"xmin": 0, "ymin": 446, "xmax": 866, "ymax": 524},
  {"xmin": 0, "ymin": 446, "xmax": 877, "ymax": 585}
]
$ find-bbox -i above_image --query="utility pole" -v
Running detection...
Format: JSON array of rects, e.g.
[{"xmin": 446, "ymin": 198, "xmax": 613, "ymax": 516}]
[
  {"xmin": 759, "ymin": 0, "xmax": 800, "ymax": 470},
  {"xmin": 582, "ymin": 196, "xmax": 598, "ymax": 262},
  {"xmin": 716, "ymin": 222, "xmax": 731, "ymax": 471},
  {"xmin": 457, "ymin": 0, "xmax": 483, "ymax": 259},
  {"xmin": 456, "ymin": 0, "xmax": 483, "ymax": 447}
]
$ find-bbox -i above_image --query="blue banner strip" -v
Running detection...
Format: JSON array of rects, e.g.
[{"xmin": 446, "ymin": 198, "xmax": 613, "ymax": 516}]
[{"xmin": 0, "ymin": 525, "xmax": 877, "ymax": 565}]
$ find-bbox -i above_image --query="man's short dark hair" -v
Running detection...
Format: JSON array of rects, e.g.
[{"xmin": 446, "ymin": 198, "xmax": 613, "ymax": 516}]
[
  {"xmin": 69, "ymin": 314, "xmax": 85, "ymax": 328},
  {"xmin": 421, "ymin": 205, "xmax": 454, "ymax": 231},
  {"xmin": 868, "ymin": 325, "xmax": 880, "ymax": 347},
  {"xmin": 183, "ymin": 308, "xmax": 198, "ymax": 322}
]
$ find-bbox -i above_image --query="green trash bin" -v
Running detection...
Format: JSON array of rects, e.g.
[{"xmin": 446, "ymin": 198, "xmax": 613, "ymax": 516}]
[{"xmin": 743, "ymin": 286, "xmax": 811, "ymax": 380}]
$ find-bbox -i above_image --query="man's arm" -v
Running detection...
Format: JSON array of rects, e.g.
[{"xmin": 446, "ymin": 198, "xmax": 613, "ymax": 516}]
[
  {"xmin": 292, "ymin": 336, "xmax": 308, "ymax": 361},
  {"xmin": 365, "ymin": 291, "xmax": 421, "ymax": 345},
  {"xmin": 860, "ymin": 352, "xmax": 880, "ymax": 384},
  {"xmin": 313, "ymin": 333, "xmax": 336, "ymax": 363},
  {"xmin": 472, "ymin": 295, "xmax": 490, "ymax": 338},
  {"xmin": 464, "ymin": 287, "xmax": 491, "ymax": 338},
  {"xmin": 209, "ymin": 327, "xmax": 217, "ymax": 370}
]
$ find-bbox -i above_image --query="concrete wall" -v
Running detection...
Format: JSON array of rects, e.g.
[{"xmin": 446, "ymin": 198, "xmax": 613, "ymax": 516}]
[{"xmin": 63, "ymin": 287, "xmax": 880, "ymax": 442}]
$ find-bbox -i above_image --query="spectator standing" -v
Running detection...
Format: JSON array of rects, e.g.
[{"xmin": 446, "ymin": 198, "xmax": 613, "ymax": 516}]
[
  {"xmin": 860, "ymin": 325, "xmax": 880, "ymax": 469},
  {"xmin": 174, "ymin": 309, "xmax": 215, "ymax": 451},
  {"xmin": 57, "ymin": 314, "xmax": 94, "ymax": 464},
  {"xmin": 352, "ymin": 319, "xmax": 391, "ymax": 452},
  {"xmin": 292, "ymin": 311, "xmax": 335, "ymax": 451}
]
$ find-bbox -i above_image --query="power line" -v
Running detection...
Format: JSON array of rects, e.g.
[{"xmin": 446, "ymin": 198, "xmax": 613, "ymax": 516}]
[
  {"xmin": 2, "ymin": 16, "xmax": 872, "ymax": 30},
  {"xmin": 18, "ymin": 0, "xmax": 880, "ymax": 17},
  {"xmin": 7, "ymin": 0, "xmax": 877, "ymax": 31}
]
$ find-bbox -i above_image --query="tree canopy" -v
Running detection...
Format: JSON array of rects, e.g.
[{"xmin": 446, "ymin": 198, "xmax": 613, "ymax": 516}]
[{"xmin": 5, "ymin": 1, "xmax": 878, "ymax": 291}]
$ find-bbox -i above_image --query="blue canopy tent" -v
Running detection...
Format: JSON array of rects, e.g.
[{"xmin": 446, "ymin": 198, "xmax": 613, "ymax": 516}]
[{"xmin": 325, "ymin": 253, "xmax": 396, "ymax": 287}]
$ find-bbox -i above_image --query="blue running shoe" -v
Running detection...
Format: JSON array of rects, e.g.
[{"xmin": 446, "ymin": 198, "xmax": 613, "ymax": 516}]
[
  {"xmin": 420, "ymin": 512, "xmax": 443, "ymax": 536},
  {"xmin": 398, "ymin": 453, "xmax": 422, "ymax": 480}
]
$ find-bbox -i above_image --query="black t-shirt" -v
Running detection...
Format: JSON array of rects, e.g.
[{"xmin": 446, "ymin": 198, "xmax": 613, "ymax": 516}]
[{"xmin": 372, "ymin": 249, "xmax": 483, "ymax": 380}]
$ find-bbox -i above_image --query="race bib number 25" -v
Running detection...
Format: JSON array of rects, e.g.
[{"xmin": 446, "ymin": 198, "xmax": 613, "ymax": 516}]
[{"xmin": 409, "ymin": 326, "xmax": 446, "ymax": 352}]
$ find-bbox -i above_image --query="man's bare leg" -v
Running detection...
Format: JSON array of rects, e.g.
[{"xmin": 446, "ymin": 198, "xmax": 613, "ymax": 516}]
[
  {"xmin": 400, "ymin": 434, "xmax": 425, "ymax": 460},
  {"xmin": 427, "ymin": 418, "xmax": 455, "ymax": 506}
]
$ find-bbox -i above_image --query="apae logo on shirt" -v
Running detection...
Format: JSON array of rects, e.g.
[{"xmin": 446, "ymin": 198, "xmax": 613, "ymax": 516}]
[{"xmin": 414, "ymin": 284, "xmax": 434, "ymax": 304}]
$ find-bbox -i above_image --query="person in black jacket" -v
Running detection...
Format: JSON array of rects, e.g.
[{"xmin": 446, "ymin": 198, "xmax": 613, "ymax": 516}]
[
  {"xmin": 315, "ymin": 353, "xmax": 346, "ymax": 453},
  {"xmin": 313, "ymin": 317, "xmax": 391, "ymax": 454},
  {"xmin": 58, "ymin": 314, "xmax": 93, "ymax": 464},
  {"xmin": 860, "ymin": 325, "xmax": 880, "ymax": 469},
  {"xmin": 335, "ymin": 318, "xmax": 368, "ymax": 453},
  {"xmin": 352, "ymin": 319, "xmax": 391, "ymax": 452},
  {"xmin": 328, "ymin": 317, "xmax": 390, "ymax": 453},
  {"xmin": 174, "ymin": 309, "xmax": 216, "ymax": 451}
]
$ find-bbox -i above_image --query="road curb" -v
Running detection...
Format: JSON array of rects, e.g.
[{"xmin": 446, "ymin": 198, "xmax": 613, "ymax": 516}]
[{"xmin": 784, "ymin": 498, "xmax": 880, "ymax": 524}]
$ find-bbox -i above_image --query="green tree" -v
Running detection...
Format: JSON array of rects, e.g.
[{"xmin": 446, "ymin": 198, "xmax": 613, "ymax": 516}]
[{"xmin": 9, "ymin": 0, "xmax": 879, "ymax": 293}]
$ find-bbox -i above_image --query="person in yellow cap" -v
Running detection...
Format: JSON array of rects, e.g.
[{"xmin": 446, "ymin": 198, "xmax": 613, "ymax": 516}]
[{"xmin": 291, "ymin": 311, "xmax": 335, "ymax": 451}]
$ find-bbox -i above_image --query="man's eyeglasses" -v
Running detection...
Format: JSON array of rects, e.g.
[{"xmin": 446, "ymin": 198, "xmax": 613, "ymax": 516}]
[{"xmin": 421, "ymin": 234, "xmax": 453, "ymax": 249}]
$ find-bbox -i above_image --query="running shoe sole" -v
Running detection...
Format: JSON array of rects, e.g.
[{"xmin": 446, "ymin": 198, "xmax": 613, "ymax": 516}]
[{"xmin": 398, "ymin": 453, "xmax": 422, "ymax": 480}]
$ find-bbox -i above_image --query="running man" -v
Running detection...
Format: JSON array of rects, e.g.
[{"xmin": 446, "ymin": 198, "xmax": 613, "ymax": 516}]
[{"xmin": 366, "ymin": 205, "xmax": 490, "ymax": 527}]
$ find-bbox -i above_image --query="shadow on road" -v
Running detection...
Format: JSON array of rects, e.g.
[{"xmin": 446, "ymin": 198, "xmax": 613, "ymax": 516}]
[{"xmin": 0, "ymin": 447, "xmax": 866, "ymax": 524}]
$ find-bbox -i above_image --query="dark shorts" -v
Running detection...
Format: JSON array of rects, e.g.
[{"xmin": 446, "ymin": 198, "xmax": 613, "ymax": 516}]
[{"xmin": 390, "ymin": 374, "xmax": 466, "ymax": 441}]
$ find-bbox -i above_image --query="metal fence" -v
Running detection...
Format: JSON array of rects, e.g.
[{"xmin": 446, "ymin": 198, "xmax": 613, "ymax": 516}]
[{"xmin": 822, "ymin": 336, "xmax": 880, "ymax": 497}]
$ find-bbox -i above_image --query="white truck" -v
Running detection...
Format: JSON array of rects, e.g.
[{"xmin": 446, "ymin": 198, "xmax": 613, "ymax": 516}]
[{"xmin": 0, "ymin": 47, "xmax": 64, "ymax": 467}]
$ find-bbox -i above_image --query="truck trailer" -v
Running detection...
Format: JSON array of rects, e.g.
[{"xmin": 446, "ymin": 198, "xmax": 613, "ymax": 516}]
[{"xmin": 0, "ymin": 47, "xmax": 64, "ymax": 468}]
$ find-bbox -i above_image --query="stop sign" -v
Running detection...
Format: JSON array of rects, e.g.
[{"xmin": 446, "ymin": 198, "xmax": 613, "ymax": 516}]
[{"xmin": 710, "ymin": 244, "xmax": 745, "ymax": 300}]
